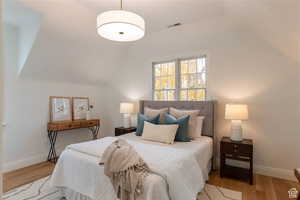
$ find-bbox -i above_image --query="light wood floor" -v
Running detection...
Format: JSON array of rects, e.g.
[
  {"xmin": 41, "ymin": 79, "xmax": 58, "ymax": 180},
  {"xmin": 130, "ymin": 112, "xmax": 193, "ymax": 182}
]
[
  {"xmin": 3, "ymin": 161, "xmax": 300, "ymax": 200},
  {"xmin": 3, "ymin": 162, "xmax": 55, "ymax": 193}
]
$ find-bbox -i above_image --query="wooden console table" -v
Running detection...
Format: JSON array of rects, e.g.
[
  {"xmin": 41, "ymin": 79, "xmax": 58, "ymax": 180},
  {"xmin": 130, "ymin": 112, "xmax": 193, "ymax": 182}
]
[{"xmin": 47, "ymin": 119, "xmax": 100, "ymax": 163}]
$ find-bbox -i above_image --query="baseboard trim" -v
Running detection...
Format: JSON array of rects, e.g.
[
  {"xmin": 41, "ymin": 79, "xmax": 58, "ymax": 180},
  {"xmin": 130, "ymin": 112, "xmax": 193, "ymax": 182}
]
[
  {"xmin": 3, "ymin": 148, "xmax": 67, "ymax": 173},
  {"xmin": 3, "ymin": 153, "xmax": 47, "ymax": 173},
  {"xmin": 255, "ymin": 165, "xmax": 297, "ymax": 181},
  {"xmin": 215, "ymin": 158, "xmax": 296, "ymax": 181}
]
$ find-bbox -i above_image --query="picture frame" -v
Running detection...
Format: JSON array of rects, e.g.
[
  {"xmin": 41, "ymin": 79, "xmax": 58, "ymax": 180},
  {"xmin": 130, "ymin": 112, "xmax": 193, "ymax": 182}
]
[
  {"xmin": 72, "ymin": 97, "xmax": 89, "ymax": 120},
  {"xmin": 49, "ymin": 96, "xmax": 72, "ymax": 122}
]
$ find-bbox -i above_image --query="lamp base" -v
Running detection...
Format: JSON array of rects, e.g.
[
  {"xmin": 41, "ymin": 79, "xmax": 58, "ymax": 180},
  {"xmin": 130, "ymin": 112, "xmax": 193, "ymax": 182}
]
[
  {"xmin": 230, "ymin": 120, "xmax": 243, "ymax": 142},
  {"xmin": 123, "ymin": 114, "xmax": 131, "ymax": 128},
  {"xmin": 230, "ymin": 132, "xmax": 243, "ymax": 142}
]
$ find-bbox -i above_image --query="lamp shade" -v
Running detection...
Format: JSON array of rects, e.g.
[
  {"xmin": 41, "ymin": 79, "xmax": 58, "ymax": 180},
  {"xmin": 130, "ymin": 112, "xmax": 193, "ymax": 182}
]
[
  {"xmin": 97, "ymin": 10, "xmax": 145, "ymax": 42},
  {"xmin": 120, "ymin": 103, "xmax": 134, "ymax": 114},
  {"xmin": 225, "ymin": 104, "xmax": 248, "ymax": 120}
]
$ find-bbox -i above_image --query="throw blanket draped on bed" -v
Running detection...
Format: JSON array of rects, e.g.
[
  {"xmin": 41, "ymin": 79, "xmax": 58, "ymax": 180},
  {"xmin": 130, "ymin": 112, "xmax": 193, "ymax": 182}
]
[{"xmin": 99, "ymin": 139, "xmax": 149, "ymax": 200}]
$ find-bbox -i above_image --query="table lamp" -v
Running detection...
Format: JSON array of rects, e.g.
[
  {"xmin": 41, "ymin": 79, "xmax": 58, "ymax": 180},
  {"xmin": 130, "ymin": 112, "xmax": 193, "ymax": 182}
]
[
  {"xmin": 225, "ymin": 104, "xmax": 248, "ymax": 141},
  {"xmin": 120, "ymin": 103, "xmax": 134, "ymax": 128}
]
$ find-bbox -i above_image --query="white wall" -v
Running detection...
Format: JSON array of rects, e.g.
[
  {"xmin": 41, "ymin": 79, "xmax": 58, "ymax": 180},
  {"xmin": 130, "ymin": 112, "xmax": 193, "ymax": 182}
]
[
  {"xmin": 0, "ymin": 0, "xmax": 4, "ymax": 197},
  {"xmin": 3, "ymin": 24, "xmax": 109, "ymax": 172},
  {"xmin": 105, "ymin": 17, "xmax": 300, "ymax": 180}
]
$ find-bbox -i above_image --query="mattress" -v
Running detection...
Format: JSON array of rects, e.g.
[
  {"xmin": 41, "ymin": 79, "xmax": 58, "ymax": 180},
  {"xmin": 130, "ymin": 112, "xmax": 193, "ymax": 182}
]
[{"xmin": 50, "ymin": 133, "xmax": 213, "ymax": 200}]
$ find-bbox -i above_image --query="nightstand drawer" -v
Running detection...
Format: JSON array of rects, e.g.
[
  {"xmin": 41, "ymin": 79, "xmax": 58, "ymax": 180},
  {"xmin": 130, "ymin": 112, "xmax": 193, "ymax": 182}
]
[{"xmin": 221, "ymin": 142, "xmax": 252, "ymax": 157}]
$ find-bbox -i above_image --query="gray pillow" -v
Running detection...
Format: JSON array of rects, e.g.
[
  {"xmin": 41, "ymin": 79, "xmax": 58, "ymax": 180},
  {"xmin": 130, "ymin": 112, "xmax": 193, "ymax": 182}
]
[{"xmin": 144, "ymin": 107, "xmax": 168, "ymax": 123}]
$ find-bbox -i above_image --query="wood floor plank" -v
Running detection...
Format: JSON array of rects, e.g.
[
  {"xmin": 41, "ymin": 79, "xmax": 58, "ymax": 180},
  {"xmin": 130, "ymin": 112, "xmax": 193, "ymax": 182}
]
[
  {"xmin": 3, "ymin": 162, "xmax": 300, "ymax": 200},
  {"xmin": 208, "ymin": 171, "xmax": 299, "ymax": 200},
  {"xmin": 3, "ymin": 161, "xmax": 55, "ymax": 192}
]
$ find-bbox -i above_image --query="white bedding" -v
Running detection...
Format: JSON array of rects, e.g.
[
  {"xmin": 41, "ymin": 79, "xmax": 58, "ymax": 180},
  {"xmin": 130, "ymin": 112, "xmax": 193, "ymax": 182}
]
[{"xmin": 50, "ymin": 133, "xmax": 213, "ymax": 200}]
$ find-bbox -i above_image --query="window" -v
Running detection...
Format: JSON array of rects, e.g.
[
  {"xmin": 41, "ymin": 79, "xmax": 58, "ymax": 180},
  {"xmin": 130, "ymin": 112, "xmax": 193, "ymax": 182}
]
[
  {"xmin": 153, "ymin": 56, "xmax": 206, "ymax": 101},
  {"xmin": 153, "ymin": 61, "xmax": 176, "ymax": 101}
]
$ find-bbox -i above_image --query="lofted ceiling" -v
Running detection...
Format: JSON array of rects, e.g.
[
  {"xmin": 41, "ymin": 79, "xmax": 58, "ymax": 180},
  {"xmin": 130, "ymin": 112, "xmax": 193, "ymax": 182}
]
[
  {"xmin": 3, "ymin": 0, "xmax": 300, "ymax": 84},
  {"xmin": 225, "ymin": 0, "xmax": 300, "ymax": 68}
]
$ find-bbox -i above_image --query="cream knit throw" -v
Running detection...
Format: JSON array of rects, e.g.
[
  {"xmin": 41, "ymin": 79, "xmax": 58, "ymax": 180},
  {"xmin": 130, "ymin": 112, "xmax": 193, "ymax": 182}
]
[{"xmin": 99, "ymin": 139, "xmax": 150, "ymax": 200}]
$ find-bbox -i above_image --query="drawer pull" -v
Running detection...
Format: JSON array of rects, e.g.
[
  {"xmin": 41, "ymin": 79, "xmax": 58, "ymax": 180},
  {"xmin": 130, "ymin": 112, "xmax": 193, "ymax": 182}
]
[
  {"xmin": 234, "ymin": 144, "xmax": 238, "ymax": 148},
  {"xmin": 234, "ymin": 149, "xmax": 237, "ymax": 153}
]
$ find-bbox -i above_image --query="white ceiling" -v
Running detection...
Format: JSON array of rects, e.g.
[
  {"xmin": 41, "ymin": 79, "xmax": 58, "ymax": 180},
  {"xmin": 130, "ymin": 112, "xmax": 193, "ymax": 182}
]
[
  {"xmin": 6, "ymin": 0, "xmax": 226, "ymax": 40},
  {"xmin": 4, "ymin": 0, "xmax": 300, "ymax": 84},
  {"xmin": 225, "ymin": 0, "xmax": 300, "ymax": 67}
]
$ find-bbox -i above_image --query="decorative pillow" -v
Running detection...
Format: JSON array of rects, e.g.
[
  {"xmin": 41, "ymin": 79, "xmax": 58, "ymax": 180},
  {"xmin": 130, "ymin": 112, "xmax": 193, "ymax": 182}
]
[
  {"xmin": 142, "ymin": 121, "xmax": 178, "ymax": 144},
  {"xmin": 136, "ymin": 114, "xmax": 160, "ymax": 136},
  {"xmin": 193, "ymin": 116, "xmax": 205, "ymax": 138},
  {"xmin": 144, "ymin": 107, "xmax": 168, "ymax": 123},
  {"xmin": 169, "ymin": 107, "xmax": 200, "ymax": 139},
  {"xmin": 165, "ymin": 114, "xmax": 190, "ymax": 142}
]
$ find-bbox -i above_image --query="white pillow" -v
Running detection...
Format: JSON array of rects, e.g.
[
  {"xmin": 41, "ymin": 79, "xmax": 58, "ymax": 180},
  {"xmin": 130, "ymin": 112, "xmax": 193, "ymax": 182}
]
[
  {"xmin": 193, "ymin": 116, "xmax": 205, "ymax": 138},
  {"xmin": 169, "ymin": 107, "xmax": 200, "ymax": 139},
  {"xmin": 142, "ymin": 121, "xmax": 178, "ymax": 144}
]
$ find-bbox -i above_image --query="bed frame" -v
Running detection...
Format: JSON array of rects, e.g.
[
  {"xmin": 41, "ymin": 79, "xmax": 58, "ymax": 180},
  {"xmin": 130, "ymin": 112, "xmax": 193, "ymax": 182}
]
[{"xmin": 139, "ymin": 100, "xmax": 217, "ymax": 170}]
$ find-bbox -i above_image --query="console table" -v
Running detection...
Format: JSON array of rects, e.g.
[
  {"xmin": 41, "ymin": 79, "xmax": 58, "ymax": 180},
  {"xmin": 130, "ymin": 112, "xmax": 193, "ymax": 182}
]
[{"xmin": 47, "ymin": 119, "xmax": 100, "ymax": 163}]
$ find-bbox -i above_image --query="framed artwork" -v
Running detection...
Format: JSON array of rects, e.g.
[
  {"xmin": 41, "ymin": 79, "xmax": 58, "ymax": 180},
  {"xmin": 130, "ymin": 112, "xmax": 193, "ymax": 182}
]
[
  {"xmin": 49, "ymin": 96, "xmax": 72, "ymax": 122},
  {"xmin": 72, "ymin": 97, "xmax": 89, "ymax": 120}
]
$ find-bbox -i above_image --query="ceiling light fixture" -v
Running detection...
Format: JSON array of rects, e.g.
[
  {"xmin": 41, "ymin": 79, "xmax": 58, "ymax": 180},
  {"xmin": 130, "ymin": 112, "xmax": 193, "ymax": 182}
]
[{"xmin": 97, "ymin": 0, "xmax": 145, "ymax": 42}]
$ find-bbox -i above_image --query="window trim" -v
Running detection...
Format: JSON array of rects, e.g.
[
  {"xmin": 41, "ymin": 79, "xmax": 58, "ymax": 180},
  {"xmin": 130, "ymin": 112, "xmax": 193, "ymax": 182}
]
[{"xmin": 152, "ymin": 55, "xmax": 207, "ymax": 101}]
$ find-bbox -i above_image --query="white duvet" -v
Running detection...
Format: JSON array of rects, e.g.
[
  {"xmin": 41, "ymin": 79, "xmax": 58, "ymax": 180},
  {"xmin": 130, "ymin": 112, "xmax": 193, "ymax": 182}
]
[{"xmin": 50, "ymin": 134, "xmax": 212, "ymax": 200}]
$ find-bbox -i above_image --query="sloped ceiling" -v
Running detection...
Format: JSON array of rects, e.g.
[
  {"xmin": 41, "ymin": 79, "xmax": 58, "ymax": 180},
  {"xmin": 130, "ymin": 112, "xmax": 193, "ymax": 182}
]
[
  {"xmin": 225, "ymin": 0, "xmax": 300, "ymax": 66},
  {"xmin": 4, "ymin": 0, "xmax": 300, "ymax": 84},
  {"xmin": 4, "ymin": 0, "xmax": 41, "ymax": 74}
]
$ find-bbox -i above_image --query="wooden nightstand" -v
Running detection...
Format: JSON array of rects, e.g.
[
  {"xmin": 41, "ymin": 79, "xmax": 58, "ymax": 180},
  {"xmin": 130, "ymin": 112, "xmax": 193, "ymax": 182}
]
[
  {"xmin": 220, "ymin": 136, "xmax": 253, "ymax": 184},
  {"xmin": 115, "ymin": 127, "xmax": 137, "ymax": 136}
]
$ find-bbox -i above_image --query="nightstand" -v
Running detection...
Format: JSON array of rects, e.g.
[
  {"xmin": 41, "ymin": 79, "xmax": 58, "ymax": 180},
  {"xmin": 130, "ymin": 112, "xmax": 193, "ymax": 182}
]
[
  {"xmin": 220, "ymin": 136, "xmax": 253, "ymax": 184},
  {"xmin": 115, "ymin": 127, "xmax": 137, "ymax": 136}
]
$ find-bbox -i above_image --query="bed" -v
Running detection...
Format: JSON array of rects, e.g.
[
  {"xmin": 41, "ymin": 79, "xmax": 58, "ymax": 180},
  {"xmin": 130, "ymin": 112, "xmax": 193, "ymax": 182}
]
[{"xmin": 50, "ymin": 100, "xmax": 216, "ymax": 200}]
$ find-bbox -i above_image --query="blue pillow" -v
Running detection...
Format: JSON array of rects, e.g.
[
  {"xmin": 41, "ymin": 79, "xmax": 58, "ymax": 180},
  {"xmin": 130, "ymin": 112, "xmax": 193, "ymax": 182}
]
[
  {"xmin": 165, "ymin": 114, "xmax": 190, "ymax": 142},
  {"xmin": 136, "ymin": 114, "xmax": 160, "ymax": 136}
]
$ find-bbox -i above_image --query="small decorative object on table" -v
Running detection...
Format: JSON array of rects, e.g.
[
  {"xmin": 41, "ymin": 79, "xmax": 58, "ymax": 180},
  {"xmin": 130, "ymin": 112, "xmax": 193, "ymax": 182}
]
[
  {"xmin": 220, "ymin": 136, "xmax": 253, "ymax": 184},
  {"xmin": 86, "ymin": 105, "xmax": 94, "ymax": 120},
  {"xmin": 115, "ymin": 127, "xmax": 137, "ymax": 136},
  {"xmin": 120, "ymin": 103, "xmax": 134, "ymax": 128},
  {"xmin": 72, "ymin": 97, "xmax": 89, "ymax": 120},
  {"xmin": 225, "ymin": 104, "xmax": 248, "ymax": 141}
]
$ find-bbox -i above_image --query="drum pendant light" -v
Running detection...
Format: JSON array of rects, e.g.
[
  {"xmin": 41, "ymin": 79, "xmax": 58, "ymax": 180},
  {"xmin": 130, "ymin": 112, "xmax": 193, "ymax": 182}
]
[{"xmin": 97, "ymin": 0, "xmax": 145, "ymax": 42}]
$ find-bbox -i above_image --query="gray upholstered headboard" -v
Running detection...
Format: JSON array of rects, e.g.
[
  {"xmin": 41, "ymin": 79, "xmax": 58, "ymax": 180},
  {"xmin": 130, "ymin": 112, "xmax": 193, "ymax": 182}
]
[{"xmin": 139, "ymin": 100, "xmax": 216, "ymax": 138}]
